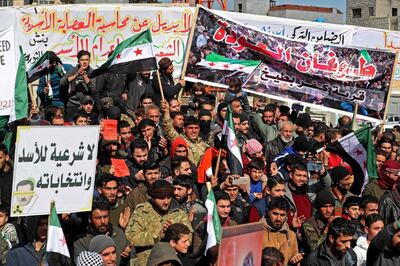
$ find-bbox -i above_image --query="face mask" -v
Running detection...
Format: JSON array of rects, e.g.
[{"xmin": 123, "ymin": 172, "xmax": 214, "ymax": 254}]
[{"xmin": 200, "ymin": 120, "xmax": 211, "ymax": 133}]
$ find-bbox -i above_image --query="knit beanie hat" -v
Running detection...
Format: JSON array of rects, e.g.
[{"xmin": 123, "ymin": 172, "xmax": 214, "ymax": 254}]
[
  {"xmin": 279, "ymin": 105, "xmax": 290, "ymax": 114},
  {"xmin": 198, "ymin": 109, "xmax": 212, "ymax": 118},
  {"xmin": 292, "ymin": 136, "xmax": 310, "ymax": 153},
  {"xmin": 295, "ymin": 113, "xmax": 311, "ymax": 129},
  {"xmin": 148, "ymin": 180, "xmax": 174, "ymax": 199},
  {"xmin": 239, "ymin": 112, "xmax": 249, "ymax": 124},
  {"xmin": 89, "ymin": 235, "xmax": 116, "ymax": 254},
  {"xmin": 243, "ymin": 139, "xmax": 263, "ymax": 155},
  {"xmin": 76, "ymin": 251, "xmax": 103, "ymax": 266},
  {"xmin": 147, "ymin": 242, "xmax": 182, "ymax": 266},
  {"xmin": 330, "ymin": 166, "xmax": 351, "ymax": 184},
  {"xmin": 314, "ymin": 190, "xmax": 336, "ymax": 209},
  {"xmin": 184, "ymin": 116, "xmax": 200, "ymax": 127}
]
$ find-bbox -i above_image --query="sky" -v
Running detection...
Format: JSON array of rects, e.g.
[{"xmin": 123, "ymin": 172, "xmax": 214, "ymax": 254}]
[{"xmin": 276, "ymin": 0, "xmax": 346, "ymax": 14}]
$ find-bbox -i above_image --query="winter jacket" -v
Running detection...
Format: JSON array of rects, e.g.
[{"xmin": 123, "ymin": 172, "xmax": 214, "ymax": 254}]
[
  {"xmin": 73, "ymin": 224, "xmax": 129, "ymax": 264},
  {"xmin": 6, "ymin": 242, "xmax": 46, "ymax": 266},
  {"xmin": 363, "ymin": 179, "xmax": 386, "ymax": 200},
  {"xmin": 264, "ymin": 136, "xmax": 293, "ymax": 163},
  {"xmin": 262, "ymin": 218, "xmax": 298, "ymax": 265},
  {"xmin": 162, "ymin": 115, "xmax": 208, "ymax": 166},
  {"xmin": 37, "ymin": 63, "xmax": 73, "ymax": 107},
  {"xmin": 304, "ymin": 240, "xmax": 356, "ymax": 266},
  {"xmin": 60, "ymin": 65, "xmax": 95, "ymax": 106},
  {"xmin": 126, "ymin": 182, "xmax": 150, "ymax": 211},
  {"xmin": 93, "ymin": 72, "xmax": 127, "ymax": 111},
  {"xmin": 125, "ymin": 73, "xmax": 153, "ymax": 111},
  {"xmin": 250, "ymin": 112, "xmax": 278, "ymax": 143},
  {"xmin": 0, "ymin": 164, "xmax": 13, "ymax": 211},
  {"xmin": 367, "ymin": 223, "xmax": 400, "ymax": 266},
  {"xmin": 352, "ymin": 235, "xmax": 369, "ymax": 266},
  {"xmin": 379, "ymin": 189, "xmax": 400, "ymax": 226},
  {"xmin": 125, "ymin": 199, "xmax": 193, "ymax": 265},
  {"xmin": 151, "ymin": 72, "xmax": 182, "ymax": 106},
  {"xmin": 301, "ymin": 215, "xmax": 328, "ymax": 253}
]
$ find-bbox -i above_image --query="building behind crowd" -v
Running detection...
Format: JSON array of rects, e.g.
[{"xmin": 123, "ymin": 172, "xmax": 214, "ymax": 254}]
[
  {"xmin": 347, "ymin": 0, "xmax": 400, "ymax": 30},
  {"xmin": 267, "ymin": 4, "xmax": 344, "ymax": 24},
  {"xmin": 233, "ymin": 0, "xmax": 270, "ymax": 15}
]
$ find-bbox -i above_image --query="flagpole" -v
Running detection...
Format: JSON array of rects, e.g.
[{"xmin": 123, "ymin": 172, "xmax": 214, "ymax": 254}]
[
  {"xmin": 178, "ymin": 5, "xmax": 199, "ymax": 102},
  {"xmin": 351, "ymin": 102, "xmax": 359, "ymax": 131},
  {"xmin": 156, "ymin": 70, "xmax": 166, "ymax": 101},
  {"xmin": 28, "ymin": 84, "xmax": 37, "ymax": 108},
  {"xmin": 212, "ymin": 148, "xmax": 223, "ymax": 185}
]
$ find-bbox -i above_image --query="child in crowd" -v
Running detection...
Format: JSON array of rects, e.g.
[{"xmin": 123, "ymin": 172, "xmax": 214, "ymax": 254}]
[{"xmin": 246, "ymin": 158, "xmax": 267, "ymax": 203}]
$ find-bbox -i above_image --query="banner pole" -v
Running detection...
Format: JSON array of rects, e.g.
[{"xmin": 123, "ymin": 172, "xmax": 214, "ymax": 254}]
[
  {"xmin": 156, "ymin": 70, "xmax": 166, "ymax": 101},
  {"xmin": 28, "ymin": 84, "xmax": 37, "ymax": 108},
  {"xmin": 178, "ymin": 5, "xmax": 200, "ymax": 101},
  {"xmin": 212, "ymin": 148, "xmax": 223, "ymax": 185}
]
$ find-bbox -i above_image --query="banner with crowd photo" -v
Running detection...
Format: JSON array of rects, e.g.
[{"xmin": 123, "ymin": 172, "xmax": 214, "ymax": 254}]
[
  {"xmin": 11, "ymin": 126, "xmax": 99, "ymax": 217},
  {"xmin": 183, "ymin": 6, "xmax": 397, "ymax": 123}
]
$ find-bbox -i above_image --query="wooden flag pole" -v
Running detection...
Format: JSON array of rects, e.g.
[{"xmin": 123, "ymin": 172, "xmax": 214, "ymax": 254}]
[
  {"xmin": 28, "ymin": 83, "xmax": 37, "ymax": 109},
  {"xmin": 351, "ymin": 102, "xmax": 359, "ymax": 131},
  {"xmin": 156, "ymin": 70, "xmax": 166, "ymax": 101},
  {"xmin": 178, "ymin": 5, "xmax": 200, "ymax": 102},
  {"xmin": 212, "ymin": 148, "xmax": 223, "ymax": 186}
]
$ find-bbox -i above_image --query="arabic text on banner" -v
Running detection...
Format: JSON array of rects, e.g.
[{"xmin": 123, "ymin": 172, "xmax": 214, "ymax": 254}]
[{"xmin": 11, "ymin": 126, "xmax": 99, "ymax": 217}]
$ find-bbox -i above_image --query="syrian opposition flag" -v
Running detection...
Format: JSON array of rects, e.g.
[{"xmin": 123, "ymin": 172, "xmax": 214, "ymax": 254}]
[
  {"xmin": 47, "ymin": 202, "xmax": 71, "ymax": 261},
  {"xmin": 197, "ymin": 52, "xmax": 260, "ymax": 74},
  {"xmin": 204, "ymin": 188, "xmax": 222, "ymax": 255},
  {"xmin": 90, "ymin": 29, "xmax": 157, "ymax": 78},
  {"xmin": 331, "ymin": 126, "xmax": 378, "ymax": 195},
  {"xmin": 9, "ymin": 46, "xmax": 28, "ymax": 123},
  {"xmin": 27, "ymin": 51, "xmax": 50, "ymax": 83},
  {"xmin": 223, "ymin": 106, "xmax": 244, "ymax": 175}
]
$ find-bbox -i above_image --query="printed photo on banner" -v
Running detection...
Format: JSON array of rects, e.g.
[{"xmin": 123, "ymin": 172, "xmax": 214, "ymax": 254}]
[
  {"xmin": 11, "ymin": 126, "xmax": 99, "ymax": 217},
  {"xmin": 183, "ymin": 6, "xmax": 397, "ymax": 122},
  {"xmin": 218, "ymin": 222, "xmax": 264, "ymax": 266}
]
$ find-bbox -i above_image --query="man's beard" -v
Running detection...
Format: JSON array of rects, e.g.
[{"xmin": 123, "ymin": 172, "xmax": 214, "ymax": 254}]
[
  {"xmin": 280, "ymin": 135, "xmax": 293, "ymax": 144},
  {"xmin": 177, "ymin": 194, "xmax": 188, "ymax": 204}
]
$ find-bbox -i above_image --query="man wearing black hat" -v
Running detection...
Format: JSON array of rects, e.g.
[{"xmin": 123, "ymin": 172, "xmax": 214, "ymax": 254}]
[
  {"xmin": 126, "ymin": 180, "xmax": 193, "ymax": 265},
  {"xmin": 152, "ymin": 57, "xmax": 185, "ymax": 106},
  {"xmin": 161, "ymin": 100, "xmax": 208, "ymax": 166},
  {"xmin": 295, "ymin": 113, "xmax": 312, "ymax": 137},
  {"xmin": 329, "ymin": 166, "xmax": 355, "ymax": 209},
  {"xmin": 302, "ymin": 190, "xmax": 336, "ymax": 253}
]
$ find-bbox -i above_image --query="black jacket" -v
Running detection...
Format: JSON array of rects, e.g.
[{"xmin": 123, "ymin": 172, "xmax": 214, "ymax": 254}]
[
  {"xmin": 264, "ymin": 136, "xmax": 293, "ymax": 163},
  {"xmin": 93, "ymin": 72, "xmax": 127, "ymax": 111},
  {"xmin": 367, "ymin": 224, "xmax": 400, "ymax": 266},
  {"xmin": 304, "ymin": 240, "xmax": 356, "ymax": 266},
  {"xmin": 379, "ymin": 189, "xmax": 400, "ymax": 226},
  {"xmin": 151, "ymin": 72, "xmax": 182, "ymax": 106}
]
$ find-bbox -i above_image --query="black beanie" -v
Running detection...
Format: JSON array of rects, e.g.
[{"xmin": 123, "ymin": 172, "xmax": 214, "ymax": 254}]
[
  {"xmin": 279, "ymin": 105, "xmax": 290, "ymax": 114},
  {"xmin": 184, "ymin": 116, "xmax": 200, "ymax": 127},
  {"xmin": 292, "ymin": 136, "xmax": 310, "ymax": 153},
  {"xmin": 239, "ymin": 112, "xmax": 249, "ymax": 123},
  {"xmin": 198, "ymin": 109, "xmax": 212, "ymax": 118},
  {"xmin": 105, "ymin": 106, "xmax": 121, "ymax": 120},
  {"xmin": 330, "ymin": 166, "xmax": 350, "ymax": 184},
  {"xmin": 296, "ymin": 113, "xmax": 312, "ymax": 129},
  {"xmin": 314, "ymin": 190, "xmax": 336, "ymax": 209}
]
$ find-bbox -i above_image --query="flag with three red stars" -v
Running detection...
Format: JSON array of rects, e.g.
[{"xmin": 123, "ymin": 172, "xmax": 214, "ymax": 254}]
[
  {"xmin": 89, "ymin": 29, "xmax": 157, "ymax": 78},
  {"xmin": 332, "ymin": 126, "xmax": 377, "ymax": 195},
  {"xmin": 197, "ymin": 52, "xmax": 260, "ymax": 74}
]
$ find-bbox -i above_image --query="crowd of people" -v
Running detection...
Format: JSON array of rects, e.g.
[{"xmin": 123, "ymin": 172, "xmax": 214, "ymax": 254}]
[{"xmin": 0, "ymin": 48, "xmax": 400, "ymax": 266}]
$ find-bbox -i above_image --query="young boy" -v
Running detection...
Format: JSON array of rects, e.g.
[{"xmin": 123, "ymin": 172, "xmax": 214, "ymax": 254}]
[
  {"xmin": 245, "ymin": 158, "xmax": 267, "ymax": 203},
  {"xmin": 162, "ymin": 223, "xmax": 194, "ymax": 266},
  {"xmin": 343, "ymin": 196, "xmax": 364, "ymax": 239}
]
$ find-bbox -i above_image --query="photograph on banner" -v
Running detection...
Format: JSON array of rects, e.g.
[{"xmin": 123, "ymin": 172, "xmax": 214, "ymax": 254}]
[
  {"xmin": 183, "ymin": 6, "xmax": 396, "ymax": 120},
  {"xmin": 11, "ymin": 126, "xmax": 99, "ymax": 217},
  {"xmin": 218, "ymin": 222, "xmax": 264, "ymax": 266}
]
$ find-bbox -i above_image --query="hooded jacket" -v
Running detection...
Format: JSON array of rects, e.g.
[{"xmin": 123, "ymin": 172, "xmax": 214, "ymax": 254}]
[
  {"xmin": 367, "ymin": 223, "xmax": 400, "ymax": 266},
  {"xmin": 379, "ymin": 188, "xmax": 400, "ymax": 225},
  {"xmin": 304, "ymin": 239, "xmax": 356, "ymax": 266},
  {"xmin": 147, "ymin": 242, "xmax": 182, "ymax": 266},
  {"xmin": 262, "ymin": 218, "xmax": 298, "ymax": 265},
  {"xmin": 352, "ymin": 235, "xmax": 368, "ymax": 266}
]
